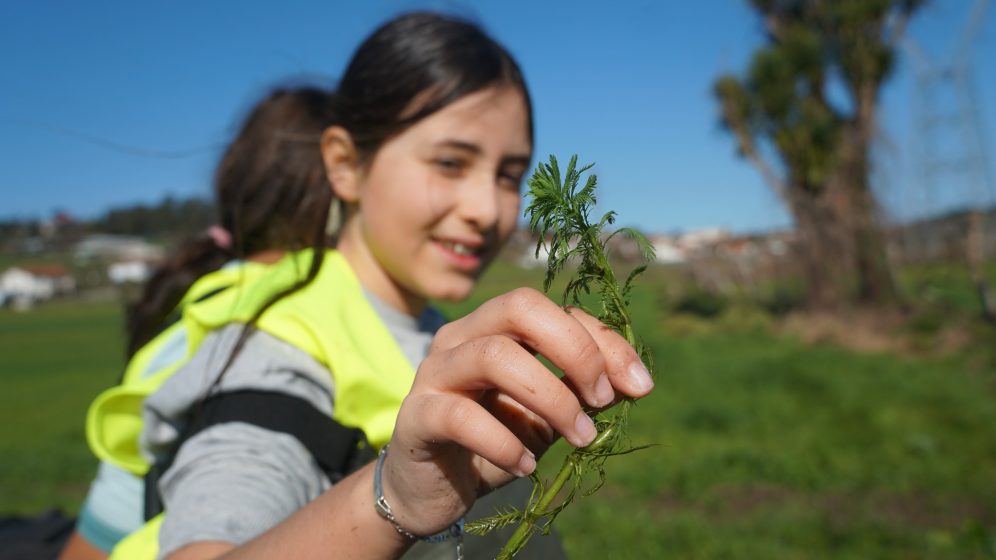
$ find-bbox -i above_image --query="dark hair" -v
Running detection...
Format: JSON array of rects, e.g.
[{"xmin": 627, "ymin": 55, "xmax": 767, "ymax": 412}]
[
  {"xmin": 215, "ymin": 87, "xmax": 337, "ymax": 256},
  {"xmin": 125, "ymin": 87, "xmax": 336, "ymax": 357},
  {"xmin": 337, "ymin": 12, "xmax": 534, "ymax": 162},
  {"xmin": 128, "ymin": 11, "xmax": 533, "ymax": 360}
]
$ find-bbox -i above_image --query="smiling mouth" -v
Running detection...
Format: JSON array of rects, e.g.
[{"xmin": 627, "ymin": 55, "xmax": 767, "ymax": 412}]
[{"xmin": 438, "ymin": 240, "xmax": 486, "ymax": 257}]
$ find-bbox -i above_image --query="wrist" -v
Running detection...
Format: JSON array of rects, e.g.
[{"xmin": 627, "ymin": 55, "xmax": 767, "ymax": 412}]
[
  {"xmin": 353, "ymin": 460, "xmax": 413, "ymax": 551},
  {"xmin": 374, "ymin": 445, "xmax": 464, "ymax": 543}
]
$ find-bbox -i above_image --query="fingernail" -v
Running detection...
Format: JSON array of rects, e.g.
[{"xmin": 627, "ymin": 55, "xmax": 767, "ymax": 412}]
[
  {"xmin": 627, "ymin": 362, "xmax": 654, "ymax": 394},
  {"xmin": 516, "ymin": 450, "xmax": 536, "ymax": 477},
  {"xmin": 592, "ymin": 373, "xmax": 613, "ymax": 407},
  {"xmin": 573, "ymin": 411, "xmax": 597, "ymax": 447}
]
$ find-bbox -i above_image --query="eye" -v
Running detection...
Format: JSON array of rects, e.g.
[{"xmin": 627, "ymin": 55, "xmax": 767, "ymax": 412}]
[
  {"xmin": 497, "ymin": 168, "xmax": 525, "ymax": 191},
  {"xmin": 433, "ymin": 158, "xmax": 466, "ymax": 176}
]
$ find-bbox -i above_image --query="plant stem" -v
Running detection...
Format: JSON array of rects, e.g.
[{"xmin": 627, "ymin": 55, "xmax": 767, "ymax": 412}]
[
  {"xmin": 496, "ymin": 381, "xmax": 634, "ymax": 558},
  {"xmin": 584, "ymin": 229, "xmax": 635, "ymax": 342},
  {"xmin": 496, "ymin": 455, "xmax": 577, "ymax": 560},
  {"xmin": 494, "ymin": 272, "xmax": 640, "ymax": 558},
  {"xmin": 493, "ymin": 154, "xmax": 654, "ymax": 557}
]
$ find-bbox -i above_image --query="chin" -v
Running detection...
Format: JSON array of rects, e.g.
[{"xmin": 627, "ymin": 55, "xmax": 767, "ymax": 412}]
[
  {"xmin": 431, "ymin": 288, "xmax": 474, "ymax": 303},
  {"xmin": 427, "ymin": 278, "xmax": 477, "ymax": 303}
]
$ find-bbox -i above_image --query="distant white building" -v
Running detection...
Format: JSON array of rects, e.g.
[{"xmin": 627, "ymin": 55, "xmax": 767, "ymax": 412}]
[
  {"xmin": 648, "ymin": 235, "xmax": 685, "ymax": 264},
  {"xmin": 518, "ymin": 242, "xmax": 551, "ymax": 269},
  {"xmin": 108, "ymin": 260, "xmax": 155, "ymax": 284},
  {"xmin": 678, "ymin": 227, "xmax": 731, "ymax": 252},
  {"xmin": 0, "ymin": 264, "xmax": 75, "ymax": 309},
  {"xmin": 75, "ymin": 234, "xmax": 165, "ymax": 262}
]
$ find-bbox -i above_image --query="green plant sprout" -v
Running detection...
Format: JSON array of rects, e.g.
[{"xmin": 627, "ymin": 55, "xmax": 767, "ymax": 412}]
[{"xmin": 465, "ymin": 155, "xmax": 657, "ymax": 559}]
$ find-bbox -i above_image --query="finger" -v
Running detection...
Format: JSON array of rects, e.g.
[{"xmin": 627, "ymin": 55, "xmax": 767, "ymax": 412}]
[
  {"xmin": 403, "ymin": 392, "xmax": 536, "ymax": 478},
  {"xmin": 567, "ymin": 307, "xmax": 654, "ymax": 398},
  {"xmin": 481, "ymin": 392, "xmax": 556, "ymax": 454},
  {"xmin": 432, "ymin": 288, "xmax": 610, "ymax": 408},
  {"xmin": 419, "ymin": 335, "xmax": 597, "ymax": 448}
]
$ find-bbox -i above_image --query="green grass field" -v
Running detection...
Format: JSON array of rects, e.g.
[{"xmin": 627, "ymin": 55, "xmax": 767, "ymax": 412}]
[
  {"xmin": 1, "ymin": 263, "xmax": 995, "ymax": 558},
  {"xmin": 0, "ymin": 299, "xmax": 124, "ymax": 512}
]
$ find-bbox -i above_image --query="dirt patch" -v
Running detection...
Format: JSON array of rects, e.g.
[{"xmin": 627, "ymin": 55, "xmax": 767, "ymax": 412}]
[
  {"xmin": 777, "ymin": 310, "xmax": 976, "ymax": 358},
  {"xmin": 654, "ymin": 484, "xmax": 995, "ymax": 531},
  {"xmin": 706, "ymin": 483, "xmax": 795, "ymax": 516},
  {"xmin": 871, "ymin": 491, "xmax": 995, "ymax": 530},
  {"xmin": 780, "ymin": 310, "xmax": 908, "ymax": 354}
]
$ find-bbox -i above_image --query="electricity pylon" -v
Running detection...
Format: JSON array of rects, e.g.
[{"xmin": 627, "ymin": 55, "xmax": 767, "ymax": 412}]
[{"xmin": 904, "ymin": 0, "xmax": 995, "ymax": 320}]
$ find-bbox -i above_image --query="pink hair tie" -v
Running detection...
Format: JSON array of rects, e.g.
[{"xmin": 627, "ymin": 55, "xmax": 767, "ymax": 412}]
[{"xmin": 207, "ymin": 225, "xmax": 233, "ymax": 250}]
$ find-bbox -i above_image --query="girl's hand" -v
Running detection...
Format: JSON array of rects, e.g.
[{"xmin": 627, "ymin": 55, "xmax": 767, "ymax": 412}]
[{"xmin": 382, "ymin": 288, "xmax": 654, "ymax": 537}]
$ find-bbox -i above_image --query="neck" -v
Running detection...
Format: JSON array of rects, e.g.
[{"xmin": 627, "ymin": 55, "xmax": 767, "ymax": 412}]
[
  {"xmin": 335, "ymin": 223, "xmax": 426, "ymax": 318},
  {"xmin": 247, "ymin": 249, "xmax": 287, "ymax": 264}
]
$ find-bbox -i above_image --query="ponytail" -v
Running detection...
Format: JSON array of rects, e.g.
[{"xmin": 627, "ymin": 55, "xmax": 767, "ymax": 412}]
[
  {"xmin": 125, "ymin": 85, "xmax": 336, "ymax": 359},
  {"xmin": 125, "ymin": 233, "xmax": 230, "ymax": 358},
  {"xmin": 206, "ymin": 185, "xmax": 332, "ymax": 394}
]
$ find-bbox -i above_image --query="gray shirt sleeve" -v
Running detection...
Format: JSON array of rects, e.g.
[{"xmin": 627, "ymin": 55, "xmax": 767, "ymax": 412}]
[
  {"xmin": 156, "ymin": 424, "xmax": 328, "ymax": 558},
  {"xmin": 145, "ymin": 326, "xmax": 335, "ymax": 558}
]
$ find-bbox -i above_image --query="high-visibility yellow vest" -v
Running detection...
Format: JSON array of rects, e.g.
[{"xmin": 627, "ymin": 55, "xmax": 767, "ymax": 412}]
[
  {"xmin": 86, "ymin": 263, "xmax": 247, "ymax": 476},
  {"xmin": 91, "ymin": 250, "xmax": 417, "ymax": 559}
]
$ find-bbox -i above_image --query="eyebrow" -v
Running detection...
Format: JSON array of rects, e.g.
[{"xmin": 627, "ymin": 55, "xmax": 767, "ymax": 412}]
[{"xmin": 434, "ymin": 140, "xmax": 531, "ymax": 166}]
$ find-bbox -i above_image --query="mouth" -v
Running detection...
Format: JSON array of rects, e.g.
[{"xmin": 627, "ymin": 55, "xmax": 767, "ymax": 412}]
[
  {"xmin": 438, "ymin": 240, "xmax": 486, "ymax": 257},
  {"xmin": 435, "ymin": 238, "xmax": 489, "ymax": 271}
]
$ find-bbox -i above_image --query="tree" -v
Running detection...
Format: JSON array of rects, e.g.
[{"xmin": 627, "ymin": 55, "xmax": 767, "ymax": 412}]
[
  {"xmin": 94, "ymin": 195, "xmax": 215, "ymax": 241},
  {"xmin": 714, "ymin": 0, "xmax": 924, "ymax": 308}
]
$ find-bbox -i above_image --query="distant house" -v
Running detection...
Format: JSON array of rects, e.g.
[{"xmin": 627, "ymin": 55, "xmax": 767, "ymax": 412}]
[
  {"xmin": 518, "ymin": 241, "xmax": 552, "ymax": 269},
  {"xmin": 648, "ymin": 234, "xmax": 685, "ymax": 264},
  {"xmin": 603, "ymin": 231, "xmax": 645, "ymax": 262},
  {"xmin": 75, "ymin": 234, "xmax": 165, "ymax": 262},
  {"xmin": 108, "ymin": 260, "xmax": 155, "ymax": 284},
  {"xmin": 501, "ymin": 228, "xmax": 551, "ymax": 269},
  {"xmin": 716, "ymin": 238, "xmax": 759, "ymax": 261},
  {"xmin": 0, "ymin": 264, "xmax": 75, "ymax": 309},
  {"xmin": 678, "ymin": 227, "xmax": 731, "ymax": 253}
]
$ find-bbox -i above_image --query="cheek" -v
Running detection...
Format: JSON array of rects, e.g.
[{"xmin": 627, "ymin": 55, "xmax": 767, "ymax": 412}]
[
  {"xmin": 405, "ymin": 169, "xmax": 458, "ymax": 226},
  {"xmin": 369, "ymin": 168, "xmax": 449, "ymax": 235}
]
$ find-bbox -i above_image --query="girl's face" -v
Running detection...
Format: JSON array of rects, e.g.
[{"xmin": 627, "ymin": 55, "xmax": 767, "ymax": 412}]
[{"xmin": 329, "ymin": 86, "xmax": 532, "ymax": 315}]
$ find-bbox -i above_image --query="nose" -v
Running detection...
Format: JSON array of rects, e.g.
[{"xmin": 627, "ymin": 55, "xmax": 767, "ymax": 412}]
[{"xmin": 457, "ymin": 172, "xmax": 500, "ymax": 231}]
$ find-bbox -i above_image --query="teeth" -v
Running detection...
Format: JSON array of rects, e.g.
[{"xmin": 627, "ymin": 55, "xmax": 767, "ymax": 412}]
[{"xmin": 443, "ymin": 241, "xmax": 478, "ymax": 256}]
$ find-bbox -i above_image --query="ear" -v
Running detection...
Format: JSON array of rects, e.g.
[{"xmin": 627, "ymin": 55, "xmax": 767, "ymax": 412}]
[{"xmin": 321, "ymin": 126, "xmax": 360, "ymax": 203}]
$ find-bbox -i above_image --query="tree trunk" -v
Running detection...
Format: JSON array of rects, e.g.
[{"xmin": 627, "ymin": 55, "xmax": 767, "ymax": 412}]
[
  {"xmin": 838, "ymin": 87, "xmax": 901, "ymax": 307},
  {"xmin": 838, "ymin": 160, "xmax": 899, "ymax": 306},
  {"xmin": 788, "ymin": 187, "xmax": 850, "ymax": 309},
  {"xmin": 850, "ymin": 186, "xmax": 899, "ymax": 305}
]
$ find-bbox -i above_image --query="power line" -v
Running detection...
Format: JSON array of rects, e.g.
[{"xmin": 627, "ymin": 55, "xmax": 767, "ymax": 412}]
[{"xmin": 0, "ymin": 118, "xmax": 226, "ymax": 159}]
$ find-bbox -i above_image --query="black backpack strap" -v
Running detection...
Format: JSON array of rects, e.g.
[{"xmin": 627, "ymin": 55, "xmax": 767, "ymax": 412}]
[{"xmin": 144, "ymin": 389, "xmax": 375, "ymax": 520}]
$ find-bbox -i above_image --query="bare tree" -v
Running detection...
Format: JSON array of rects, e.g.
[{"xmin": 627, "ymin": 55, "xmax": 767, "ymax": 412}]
[{"xmin": 714, "ymin": 0, "xmax": 924, "ymax": 308}]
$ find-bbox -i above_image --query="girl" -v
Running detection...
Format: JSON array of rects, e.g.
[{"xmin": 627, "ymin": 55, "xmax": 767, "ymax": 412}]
[
  {"xmin": 62, "ymin": 86, "xmax": 340, "ymax": 560},
  {"xmin": 108, "ymin": 11, "xmax": 654, "ymax": 560}
]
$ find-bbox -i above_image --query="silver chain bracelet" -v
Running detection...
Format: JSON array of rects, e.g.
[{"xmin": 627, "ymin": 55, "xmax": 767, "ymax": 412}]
[{"xmin": 373, "ymin": 444, "xmax": 464, "ymax": 560}]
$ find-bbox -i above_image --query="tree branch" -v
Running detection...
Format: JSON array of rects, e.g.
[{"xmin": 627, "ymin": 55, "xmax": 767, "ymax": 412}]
[
  {"xmin": 743, "ymin": 137, "xmax": 790, "ymax": 205},
  {"xmin": 764, "ymin": 14, "xmax": 787, "ymax": 42},
  {"xmin": 719, "ymin": 99, "xmax": 789, "ymax": 204},
  {"xmin": 885, "ymin": 8, "xmax": 912, "ymax": 47}
]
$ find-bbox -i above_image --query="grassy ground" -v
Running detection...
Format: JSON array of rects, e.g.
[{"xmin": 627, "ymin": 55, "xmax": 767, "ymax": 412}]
[
  {"xmin": 0, "ymin": 299, "xmax": 124, "ymax": 512},
  {"xmin": 447, "ymin": 262, "xmax": 996, "ymax": 559},
  {"xmin": 1, "ymin": 262, "xmax": 994, "ymax": 558},
  {"xmin": 554, "ymin": 327, "xmax": 996, "ymax": 559},
  {"xmin": 897, "ymin": 261, "xmax": 996, "ymax": 315}
]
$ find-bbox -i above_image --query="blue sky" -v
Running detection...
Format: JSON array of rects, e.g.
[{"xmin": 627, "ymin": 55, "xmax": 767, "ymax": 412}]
[{"xmin": 1, "ymin": 0, "xmax": 994, "ymax": 234}]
